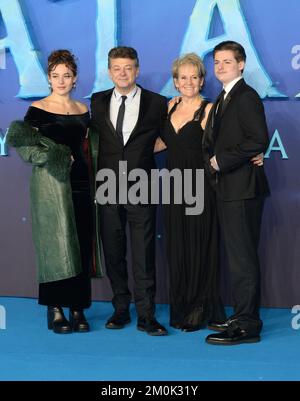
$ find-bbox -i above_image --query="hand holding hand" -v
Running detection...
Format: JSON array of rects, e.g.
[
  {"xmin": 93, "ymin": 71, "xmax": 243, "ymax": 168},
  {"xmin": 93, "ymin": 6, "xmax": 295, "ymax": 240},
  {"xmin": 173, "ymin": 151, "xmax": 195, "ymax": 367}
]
[
  {"xmin": 168, "ymin": 96, "xmax": 181, "ymax": 109},
  {"xmin": 210, "ymin": 156, "xmax": 220, "ymax": 172},
  {"xmin": 251, "ymin": 152, "xmax": 264, "ymax": 166}
]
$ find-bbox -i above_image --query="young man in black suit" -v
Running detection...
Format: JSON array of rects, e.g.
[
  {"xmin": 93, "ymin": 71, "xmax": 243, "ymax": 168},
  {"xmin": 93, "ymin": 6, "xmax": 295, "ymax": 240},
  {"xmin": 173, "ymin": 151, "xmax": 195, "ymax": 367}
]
[
  {"xmin": 203, "ymin": 41, "xmax": 270, "ymax": 345},
  {"xmin": 90, "ymin": 47, "xmax": 168, "ymax": 336}
]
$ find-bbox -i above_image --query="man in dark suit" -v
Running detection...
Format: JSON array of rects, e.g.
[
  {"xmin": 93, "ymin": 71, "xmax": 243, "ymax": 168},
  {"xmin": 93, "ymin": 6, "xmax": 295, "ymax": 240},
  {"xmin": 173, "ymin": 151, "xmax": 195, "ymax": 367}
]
[
  {"xmin": 91, "ymin": 47, "xmax": 168, "ymax": 335},
  {"xmin": 203, "ymin": 41, "xmax": 270, "ymax": 345}
]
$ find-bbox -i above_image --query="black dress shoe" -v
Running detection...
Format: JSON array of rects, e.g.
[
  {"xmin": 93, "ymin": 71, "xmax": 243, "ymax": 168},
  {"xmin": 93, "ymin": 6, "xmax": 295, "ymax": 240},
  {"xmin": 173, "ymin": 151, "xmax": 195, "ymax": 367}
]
[
  {"xmin": 207, "ymin": 320, "xmax": 229, "ymax": 332},
  {"xmin": 137, "ymin": 318, "xmax": 168, "ymax": 336},
  {"xmin": 47, "ymin": 306, "xmax": 72, "ymax": 334},
  {"xmin": 69, "ymin": 309, "xmax": 90, "ymax": 332},
  {"xmin": 105, "ymin": 311, "xmax": 131, "ymax": 329},
  {"xmin": 205, "ymin": 327, "xmax": 260, "ymax": 346}
]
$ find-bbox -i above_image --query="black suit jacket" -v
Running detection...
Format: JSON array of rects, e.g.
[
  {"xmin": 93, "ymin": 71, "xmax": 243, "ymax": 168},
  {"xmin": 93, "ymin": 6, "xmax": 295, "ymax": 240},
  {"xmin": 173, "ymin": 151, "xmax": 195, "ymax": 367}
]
[
  {"xmin": 90, "ymin": 87, "xmax": 167, "ymax": 177},
  {"xmin": 203, "ymin": 79, "xmax": 270, "ymax": 201}
]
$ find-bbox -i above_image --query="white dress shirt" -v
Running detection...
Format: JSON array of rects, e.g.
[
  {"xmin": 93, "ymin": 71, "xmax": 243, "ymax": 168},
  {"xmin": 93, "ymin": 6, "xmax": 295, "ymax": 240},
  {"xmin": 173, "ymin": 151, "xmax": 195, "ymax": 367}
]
[
  {"xmin": 223, "ymin": 76, "xmax": 242, "ymax": 99},
  {"xmin": 110, "ymin": 85, "xmax": 141, "ymax": 145}
]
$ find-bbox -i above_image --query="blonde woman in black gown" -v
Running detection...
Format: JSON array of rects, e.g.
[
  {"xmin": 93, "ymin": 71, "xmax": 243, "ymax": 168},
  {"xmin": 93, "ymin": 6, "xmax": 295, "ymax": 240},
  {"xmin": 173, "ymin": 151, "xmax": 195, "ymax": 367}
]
[{"xmin": 155, "ymin": 53, "xmax": 225, "ymax": 331}]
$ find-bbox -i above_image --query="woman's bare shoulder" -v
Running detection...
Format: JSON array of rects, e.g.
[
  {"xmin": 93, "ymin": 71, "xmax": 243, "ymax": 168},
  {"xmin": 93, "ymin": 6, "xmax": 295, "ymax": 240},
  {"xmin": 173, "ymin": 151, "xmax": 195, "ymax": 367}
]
[
  {"xmin": 30, "ymin": 99, "xmax": 47, "ymax": 109},
  {"xmin": 74, "ymin": 101, "xmax": 89, "ymax": 113}
]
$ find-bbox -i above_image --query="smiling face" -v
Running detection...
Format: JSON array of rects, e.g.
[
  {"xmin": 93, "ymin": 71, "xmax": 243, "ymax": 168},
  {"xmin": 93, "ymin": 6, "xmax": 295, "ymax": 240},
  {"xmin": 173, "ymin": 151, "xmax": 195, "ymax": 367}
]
[
  {"xmin": 48, "ymin": 63, "xmax": 76, "ymax": 95},
  {"xmin": 174, "ymin": 63, "xmax": 203, "ymax": 99},
  {"xmin": 214, "ymin": 50, "xmax": 244, "ymax": 86},
  {"xmin": 108, "ymin": 57, "xmax": 139, "ymax": 94}
]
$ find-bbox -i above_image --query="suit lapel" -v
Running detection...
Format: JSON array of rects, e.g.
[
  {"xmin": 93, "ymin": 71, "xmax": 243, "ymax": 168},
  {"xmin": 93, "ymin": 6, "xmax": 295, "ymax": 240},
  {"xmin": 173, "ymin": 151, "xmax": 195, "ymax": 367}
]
[
  {"xmin": 220, "ymin": 93, "xmax": 231, "ymax": 117},
  {"xmin": 212, "ymin": 91, "xmax": 224, "ymax": 127},
  {"xmin": 203, "ymin": 79, "xmax": 246, "ymax": 152},
  {"xmin": 101, "ymin": 90, "xmax": 117, "ymax": 137},
  {"xmin": 220, "ymin": 78, "xmax": 245, "ymax": 117}
]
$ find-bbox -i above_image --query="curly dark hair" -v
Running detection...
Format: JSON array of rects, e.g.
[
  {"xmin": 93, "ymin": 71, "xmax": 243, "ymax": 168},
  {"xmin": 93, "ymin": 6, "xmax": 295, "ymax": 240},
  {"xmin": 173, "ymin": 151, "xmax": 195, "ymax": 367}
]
[{"xmin": 47, "ymin": 49, "xmax": 77, "ymax": 76}]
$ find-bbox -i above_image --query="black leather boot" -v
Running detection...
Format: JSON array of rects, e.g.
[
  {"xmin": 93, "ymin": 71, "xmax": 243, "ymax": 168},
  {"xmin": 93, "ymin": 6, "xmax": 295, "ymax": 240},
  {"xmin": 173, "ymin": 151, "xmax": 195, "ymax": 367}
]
[
  {"xmin": 47, "ymin": 306, "xmax": 72, "ymax": 334},
  {"xmin": 69, "ymin": 309, "xmax": 90, "ymax": 333}
]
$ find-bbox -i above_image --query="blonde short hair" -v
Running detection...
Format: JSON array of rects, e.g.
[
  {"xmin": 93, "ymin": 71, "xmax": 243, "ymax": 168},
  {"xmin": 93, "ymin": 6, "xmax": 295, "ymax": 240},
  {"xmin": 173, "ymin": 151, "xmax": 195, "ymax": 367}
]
[{"xmin": 172, "ymin": 53, "xmax": 206, "ymax": 79}]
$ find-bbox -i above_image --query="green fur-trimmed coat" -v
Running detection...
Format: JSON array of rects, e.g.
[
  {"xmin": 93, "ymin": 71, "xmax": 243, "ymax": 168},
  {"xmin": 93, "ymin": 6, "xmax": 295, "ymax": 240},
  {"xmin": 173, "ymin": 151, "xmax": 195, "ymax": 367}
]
[{"xmin": 7, "ymin": 121, "xmax": 103, "ymax": 283}]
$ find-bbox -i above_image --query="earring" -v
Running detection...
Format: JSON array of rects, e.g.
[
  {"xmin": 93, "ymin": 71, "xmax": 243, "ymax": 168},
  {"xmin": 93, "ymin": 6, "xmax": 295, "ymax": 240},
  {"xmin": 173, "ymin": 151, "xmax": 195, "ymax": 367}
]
[
  {"xmin": 73, "ymin": 82, "xmax": 76, "ymax": 89},
  {"xmin": 48, "ymin": 82, "xmax": 52, "ymax": 90}
]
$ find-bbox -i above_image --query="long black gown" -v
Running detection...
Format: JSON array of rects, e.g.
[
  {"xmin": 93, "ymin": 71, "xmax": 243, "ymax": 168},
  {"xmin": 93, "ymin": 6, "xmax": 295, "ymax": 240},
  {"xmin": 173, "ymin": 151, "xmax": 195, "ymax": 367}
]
[
  {"xmin": 161, "ymin": 101, "xmax": 225, "ymax": 328},
  {"xmin": 25, "ymin": 106, "xmax": 92, "ymax": 309}
]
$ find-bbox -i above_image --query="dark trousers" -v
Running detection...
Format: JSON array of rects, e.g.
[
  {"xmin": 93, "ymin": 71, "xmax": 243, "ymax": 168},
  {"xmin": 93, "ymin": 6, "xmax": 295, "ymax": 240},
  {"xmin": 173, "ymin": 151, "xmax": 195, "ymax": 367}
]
[
  {"xmin": 100, "ymin": 204, "xmax": 157, "ymax": 320},
  {"xmin": 217, "ymin": 197, "xmax": 265, "ymax": 334}
]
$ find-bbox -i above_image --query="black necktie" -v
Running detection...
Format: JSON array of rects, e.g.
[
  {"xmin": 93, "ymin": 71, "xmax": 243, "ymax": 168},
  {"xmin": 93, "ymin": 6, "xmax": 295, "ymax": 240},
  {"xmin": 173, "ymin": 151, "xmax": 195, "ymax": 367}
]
[{"xmin": 116, "ymin": 95, "xmax": 127, "ymax": 145}]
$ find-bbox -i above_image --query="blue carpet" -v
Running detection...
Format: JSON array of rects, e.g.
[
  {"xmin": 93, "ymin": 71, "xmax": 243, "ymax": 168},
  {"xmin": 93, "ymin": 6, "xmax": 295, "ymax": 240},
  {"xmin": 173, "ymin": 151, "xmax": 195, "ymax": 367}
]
[{"xmin": 0, "ymin": 297, "xmax": 299, "ymax": 381}]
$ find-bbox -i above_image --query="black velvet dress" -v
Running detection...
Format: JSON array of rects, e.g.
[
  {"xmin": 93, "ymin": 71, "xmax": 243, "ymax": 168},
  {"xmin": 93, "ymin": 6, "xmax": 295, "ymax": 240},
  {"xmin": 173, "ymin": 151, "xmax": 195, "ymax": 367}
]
[
  {"xmin": 25, "ymin": 106, "xmax": 92, "ymax": 309},
  {"xmin": 161, "ymin": 101, "xmax": 225, "ymax": 328}
]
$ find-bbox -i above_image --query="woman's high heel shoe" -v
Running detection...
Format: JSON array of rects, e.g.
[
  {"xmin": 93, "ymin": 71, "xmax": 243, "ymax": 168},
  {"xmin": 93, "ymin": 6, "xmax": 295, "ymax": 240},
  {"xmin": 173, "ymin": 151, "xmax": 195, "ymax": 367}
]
[
  {"xmin": 69, "ymin": 309, "xmax": 90, "ymax": 332},
  {"xmin": 47, "ymin": 306, "xmax": 72, "ymax": 334}
]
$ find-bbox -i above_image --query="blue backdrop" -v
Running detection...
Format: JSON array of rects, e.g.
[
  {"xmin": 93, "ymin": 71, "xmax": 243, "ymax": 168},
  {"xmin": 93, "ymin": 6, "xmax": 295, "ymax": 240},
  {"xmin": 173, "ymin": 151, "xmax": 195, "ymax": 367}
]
[{"xmin": 0, "ymin": 0, "xmax": 299, "ymax": 307}]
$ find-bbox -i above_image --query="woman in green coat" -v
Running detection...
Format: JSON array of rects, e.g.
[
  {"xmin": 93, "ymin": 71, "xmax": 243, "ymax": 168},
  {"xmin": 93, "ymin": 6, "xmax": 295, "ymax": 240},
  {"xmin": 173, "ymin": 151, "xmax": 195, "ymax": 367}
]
[{"xmin": 7, "ymin": 50, "xmax": 102, "ymax": 334}]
